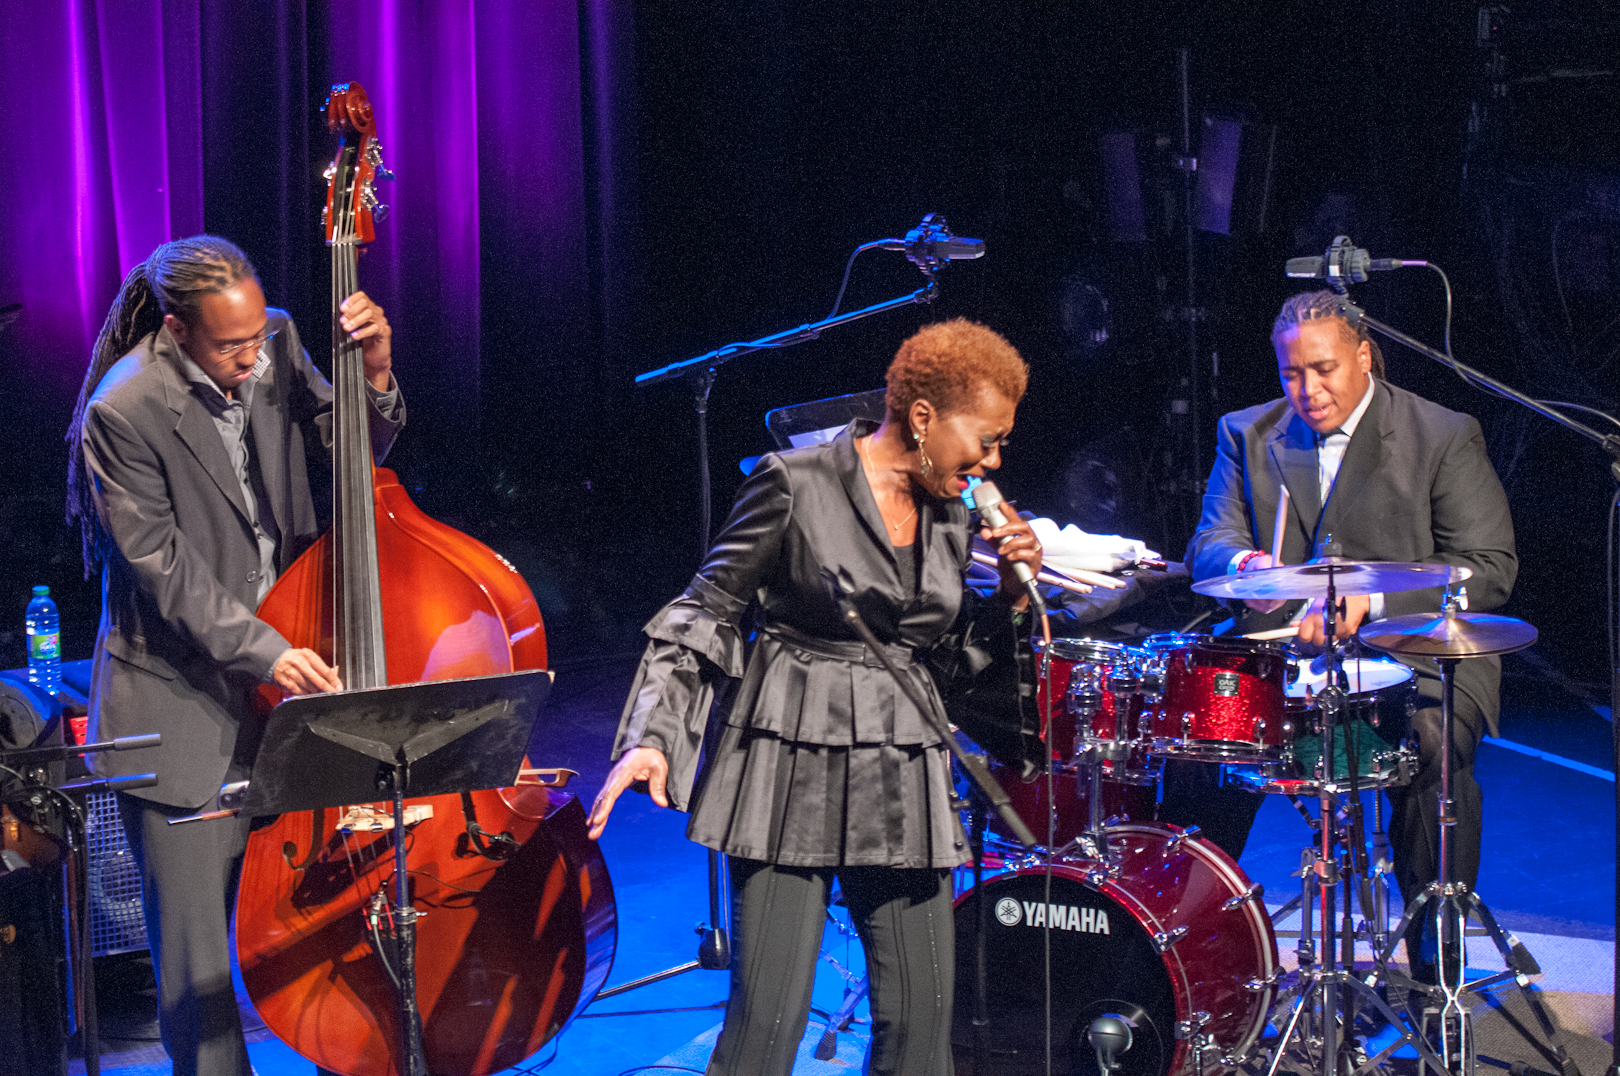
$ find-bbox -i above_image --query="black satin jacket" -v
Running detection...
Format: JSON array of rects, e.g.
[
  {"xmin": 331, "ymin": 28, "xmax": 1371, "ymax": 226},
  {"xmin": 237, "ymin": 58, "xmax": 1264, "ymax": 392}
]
[{"xmin": 614, "ymin": 420, "xmax": 1021, "ymax": 811}]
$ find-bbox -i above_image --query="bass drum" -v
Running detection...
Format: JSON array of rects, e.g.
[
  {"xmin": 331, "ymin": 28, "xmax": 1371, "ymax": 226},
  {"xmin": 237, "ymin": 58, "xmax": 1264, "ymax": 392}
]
[{"xmin": 952, "ymin": 824, "xmax": 1277, "ymax": 1076}]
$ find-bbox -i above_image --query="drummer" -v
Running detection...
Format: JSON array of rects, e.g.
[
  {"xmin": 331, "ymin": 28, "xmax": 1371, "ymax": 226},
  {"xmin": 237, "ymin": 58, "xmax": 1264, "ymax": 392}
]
[{"xmin": 1172, "ymin": 289, "xmax": 1517, "ymax": 985}]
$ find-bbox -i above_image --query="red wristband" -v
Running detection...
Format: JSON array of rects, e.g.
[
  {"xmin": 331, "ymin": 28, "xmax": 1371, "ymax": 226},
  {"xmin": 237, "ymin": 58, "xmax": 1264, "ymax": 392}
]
[{"xmin": 1236, "ymin": 550, "xmax": 1266, "ymax": 573}]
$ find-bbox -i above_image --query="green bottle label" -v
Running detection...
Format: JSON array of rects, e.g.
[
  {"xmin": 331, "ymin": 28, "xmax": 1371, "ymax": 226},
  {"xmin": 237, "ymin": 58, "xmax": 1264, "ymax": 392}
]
[{"xmin": 29, "ymin": 632, "xmax": 59, "ymax": 661}]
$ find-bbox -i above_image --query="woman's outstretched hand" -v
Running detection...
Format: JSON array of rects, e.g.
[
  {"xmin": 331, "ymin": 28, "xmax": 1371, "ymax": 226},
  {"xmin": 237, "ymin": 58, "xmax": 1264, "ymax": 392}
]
[{"xmin": 587, "ymin": 746, "xmax": 670, "ymax": 840}]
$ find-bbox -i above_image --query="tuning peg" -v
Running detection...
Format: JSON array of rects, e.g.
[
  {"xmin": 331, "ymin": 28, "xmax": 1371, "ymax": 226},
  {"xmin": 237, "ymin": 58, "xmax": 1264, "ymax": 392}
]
[
  {"xmin": 365, "ymin": 141, "xmax": 396, "ymax": 181},
  {"xmin": 360, "ymin": 186, "xmax": 390, "ymax": 223}
]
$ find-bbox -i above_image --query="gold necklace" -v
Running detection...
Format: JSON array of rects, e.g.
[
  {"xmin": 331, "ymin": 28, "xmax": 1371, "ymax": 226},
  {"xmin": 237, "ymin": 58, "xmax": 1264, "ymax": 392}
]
[{"xmin": 859, "ymin": 437, "xmax": 918, "ymax": 537}]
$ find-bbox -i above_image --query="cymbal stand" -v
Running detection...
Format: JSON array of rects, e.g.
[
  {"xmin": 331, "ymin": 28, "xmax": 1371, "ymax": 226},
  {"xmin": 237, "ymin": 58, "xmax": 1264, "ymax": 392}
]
[
  {"xmin": 1266, "ymin": 565, "xmax": 1449, "ymax": 1076},
  {"xmin": 1326, "ymin": 273, "xmax": 1619, "ymax": 1075},
  {"xmin": 1370, "ymin": 620, "xmax": 1582, "ymax": 1076}
]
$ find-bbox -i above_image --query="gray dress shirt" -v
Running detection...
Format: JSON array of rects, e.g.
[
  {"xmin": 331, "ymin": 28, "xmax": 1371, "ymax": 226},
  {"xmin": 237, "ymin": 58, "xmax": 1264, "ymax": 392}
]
[{"xmin": 176, "ymin": 345, "xmax": 402, "ymax": 606}]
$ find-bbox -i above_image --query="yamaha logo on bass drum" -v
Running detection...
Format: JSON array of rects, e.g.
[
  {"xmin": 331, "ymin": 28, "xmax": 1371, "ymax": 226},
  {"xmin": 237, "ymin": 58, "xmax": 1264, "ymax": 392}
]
[{"xmin": 994, "ymin": 896, "xmax": 1111, "ymax": 934}]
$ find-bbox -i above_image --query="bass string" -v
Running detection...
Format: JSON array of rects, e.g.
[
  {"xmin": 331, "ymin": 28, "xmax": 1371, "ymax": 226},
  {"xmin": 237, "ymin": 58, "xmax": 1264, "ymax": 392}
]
[{"xmin": 329, "ymin": 143, "xmax": 385, "ymax": 687}]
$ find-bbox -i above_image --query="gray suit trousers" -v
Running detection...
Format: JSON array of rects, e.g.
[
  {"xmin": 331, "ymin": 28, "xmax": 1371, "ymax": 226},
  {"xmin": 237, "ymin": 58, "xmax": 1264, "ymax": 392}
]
[{"xmin": 117, "ymin": 793, "xmax": 252, "ymax": 1076}]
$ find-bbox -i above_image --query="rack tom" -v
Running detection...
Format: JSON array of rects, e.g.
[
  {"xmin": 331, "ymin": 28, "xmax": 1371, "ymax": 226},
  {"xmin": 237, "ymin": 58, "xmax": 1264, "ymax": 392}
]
[{"xmin": 1139, "ymin": 633, "xmax": 1293, "ymax": 763}]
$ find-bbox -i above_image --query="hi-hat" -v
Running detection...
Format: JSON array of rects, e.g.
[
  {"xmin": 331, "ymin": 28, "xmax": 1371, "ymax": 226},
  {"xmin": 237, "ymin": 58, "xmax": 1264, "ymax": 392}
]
[
  {"xmin": 1192, "ymin": 559, "xmax": 1470, "ymax": 601},
  {"xmin": 1358, "ymin": 610, "xmax": 1537, "ymax": 658}
]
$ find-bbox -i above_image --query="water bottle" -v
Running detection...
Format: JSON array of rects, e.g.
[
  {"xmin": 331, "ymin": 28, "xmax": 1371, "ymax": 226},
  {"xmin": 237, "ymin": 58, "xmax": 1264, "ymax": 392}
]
[{"xmin": 26, "ymin": 585, "xmax": 61, "ymax": 695}]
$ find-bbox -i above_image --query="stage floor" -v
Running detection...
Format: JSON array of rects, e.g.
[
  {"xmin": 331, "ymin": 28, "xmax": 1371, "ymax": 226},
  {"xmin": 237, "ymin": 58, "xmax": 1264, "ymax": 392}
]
[{"xmin": 74, "ymin": 651, "xmax": 1615, "ymax": 1076}]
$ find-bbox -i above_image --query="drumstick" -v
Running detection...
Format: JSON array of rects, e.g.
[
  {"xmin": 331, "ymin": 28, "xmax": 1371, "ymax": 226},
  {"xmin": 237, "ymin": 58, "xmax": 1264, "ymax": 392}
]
[
  {"xmin": 1041, "ymin": 561, "xmax": 1127, "ymax": 591},
  {"xmin": 1243, "ymin": 625, "xmax": 1299, "ymax": 641},
  {"xmin": 969, "ymin": 550, "xmax": 1093, "ymax": 595},
  {"xmin": 1270, "ymin": 486, "xmax": 1291, "ymax": 565}
]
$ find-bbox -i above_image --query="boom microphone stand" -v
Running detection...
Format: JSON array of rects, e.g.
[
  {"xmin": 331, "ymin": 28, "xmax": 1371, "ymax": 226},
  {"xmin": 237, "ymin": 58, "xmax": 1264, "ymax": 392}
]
[
  {"xmin": 1302, "ymin": 241, "xmax": 1620, "ymax": 1074},
  {"xmin": 622, "ymin": 215, "xmax": 985, "ymax": 993}
]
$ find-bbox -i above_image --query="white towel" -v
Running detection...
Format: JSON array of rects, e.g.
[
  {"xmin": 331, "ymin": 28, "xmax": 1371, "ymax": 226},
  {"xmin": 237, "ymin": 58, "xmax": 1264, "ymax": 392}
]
[{"xmin": 1028, "ymin": 517, "xmax": 1160, "ymax": 574}]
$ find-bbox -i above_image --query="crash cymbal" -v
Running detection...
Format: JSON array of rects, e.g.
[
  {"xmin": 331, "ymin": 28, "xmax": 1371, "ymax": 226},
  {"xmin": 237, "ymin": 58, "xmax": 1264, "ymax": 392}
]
[
  {"xmin": 1192, "ymin": 559, "xmax": 1471, "ymax": 601},
  {"xmin": 1358, "ymin": 610, "xmax": 1537, "ymax": 658}
]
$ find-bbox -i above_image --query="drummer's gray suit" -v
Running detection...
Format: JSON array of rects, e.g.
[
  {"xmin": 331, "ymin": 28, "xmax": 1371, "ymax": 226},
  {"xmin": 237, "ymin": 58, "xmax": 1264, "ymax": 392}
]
[{"xmin": 1178, "ymin": 378, "xmax": 1516, "ymax": 966}]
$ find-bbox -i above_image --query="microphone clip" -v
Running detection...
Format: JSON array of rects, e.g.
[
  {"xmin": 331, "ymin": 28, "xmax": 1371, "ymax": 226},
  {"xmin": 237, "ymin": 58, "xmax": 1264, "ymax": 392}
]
[
  {"xmin": 1322, "ymin": 235, "xmax": 1371, "ymax": 295},
  {"xmin": 880, "ymin": 213, "xmax": 985, "ymax": 276}
]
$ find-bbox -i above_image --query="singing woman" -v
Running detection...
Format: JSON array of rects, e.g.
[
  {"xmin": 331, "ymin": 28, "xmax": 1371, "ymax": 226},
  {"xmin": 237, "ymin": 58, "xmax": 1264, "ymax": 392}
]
[{"xmin": 588, "ymin": 319, "xmax": 1039, "ymax": 1075}]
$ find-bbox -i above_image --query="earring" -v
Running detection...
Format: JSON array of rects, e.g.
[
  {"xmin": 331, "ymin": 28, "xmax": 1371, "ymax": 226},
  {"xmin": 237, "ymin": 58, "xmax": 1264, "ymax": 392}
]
[{"xmin": 915, "ymin": 428, "xmax": 933, "ymax": 479}]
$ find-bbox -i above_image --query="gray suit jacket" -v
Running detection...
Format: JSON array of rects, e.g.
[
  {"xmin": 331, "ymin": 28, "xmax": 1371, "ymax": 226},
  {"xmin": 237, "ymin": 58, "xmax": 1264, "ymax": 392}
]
[
  {"xmin": 1185, "ymin": 379, "xmax": 1517, "ymax": 730},
  {"xmin": 81, "ymin": 310, "xmax": 404, "ymax": 808}
]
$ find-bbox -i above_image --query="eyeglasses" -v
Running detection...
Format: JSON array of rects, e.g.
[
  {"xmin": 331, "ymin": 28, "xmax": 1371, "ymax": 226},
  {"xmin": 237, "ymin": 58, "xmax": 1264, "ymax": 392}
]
[{"xmin": 212, "ymin": 328, "xmax": 280, "ymax": 358}]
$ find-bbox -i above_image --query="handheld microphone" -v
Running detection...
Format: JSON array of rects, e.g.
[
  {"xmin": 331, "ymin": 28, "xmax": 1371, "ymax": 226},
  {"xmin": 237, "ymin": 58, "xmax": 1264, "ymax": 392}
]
[
  {"xmin": 1285, "ymin": 235, "xmax": 1426, "ymax": 293},
  {"xmin": 970, "ymin": 481, "xmax": 1044, "ymax": 613},
  {"xmin": 879, "ymin": 213, "xmax": 985, "ymax": 273}
]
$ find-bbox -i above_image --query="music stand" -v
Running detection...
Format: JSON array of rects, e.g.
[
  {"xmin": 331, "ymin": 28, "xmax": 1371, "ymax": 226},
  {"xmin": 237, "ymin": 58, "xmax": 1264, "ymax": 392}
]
[{"xmin": 237, "ymin": 670, "xmax": 552, "ymax": 1076}]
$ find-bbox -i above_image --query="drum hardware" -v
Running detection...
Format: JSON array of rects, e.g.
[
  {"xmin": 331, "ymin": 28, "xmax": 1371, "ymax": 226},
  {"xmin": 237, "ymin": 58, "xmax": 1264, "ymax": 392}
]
[
  {"xmin": 1245, "ymin": 970, "xmax": 1283, "ymax": 992},
  {"xmin": 1153, "ymin": 926, "xmax": 1189, "ymax": 952},
  {"xmin": 1222, "ymin": 883, "xmax": 1264, "ymax": 912},
  {"xmin": 1360, "ymin": 600, "xmax": 1584, "ymax": 1076},
  {"xmin": 1254, "ymin": 560, "xmax": 1453, "ymax": 1076},
  {"xmin": 1160, "ymin": 824, "xmax": 1201, "ymax": 856}
]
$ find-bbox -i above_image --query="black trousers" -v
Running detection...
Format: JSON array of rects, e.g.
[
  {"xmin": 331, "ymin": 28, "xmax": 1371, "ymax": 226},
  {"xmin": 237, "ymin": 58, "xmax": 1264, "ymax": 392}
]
[
  {"xmin": 117, "ymin": 793, "xmax": 254, "ymax": 1076},
  {"xmin": 708, "ymin": 857, "xmax": 955, "ymax": 1076},
  {"xmin": 1157, "ymin": 667, "xmax": 1485, "ymax": 961}
]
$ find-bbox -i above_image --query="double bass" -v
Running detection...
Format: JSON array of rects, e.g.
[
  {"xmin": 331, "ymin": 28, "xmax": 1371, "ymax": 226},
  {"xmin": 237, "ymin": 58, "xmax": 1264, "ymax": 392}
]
[{"xmin": 234, "ymin": 83, "xmax": 615, "ymax": 1076}]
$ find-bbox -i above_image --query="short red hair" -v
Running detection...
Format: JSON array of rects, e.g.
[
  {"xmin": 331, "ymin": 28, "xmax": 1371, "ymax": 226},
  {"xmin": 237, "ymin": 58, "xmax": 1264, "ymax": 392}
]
[{"xmin": 885, "ymin": 318, "xmax": 1028, "ymax": 422}]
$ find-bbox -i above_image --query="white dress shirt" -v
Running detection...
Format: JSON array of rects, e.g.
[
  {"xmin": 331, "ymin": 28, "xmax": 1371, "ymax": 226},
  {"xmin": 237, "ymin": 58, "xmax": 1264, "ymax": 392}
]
[{"xmin": 1229, "ymin": 378, "xmax": 1384, "ymax": 621}]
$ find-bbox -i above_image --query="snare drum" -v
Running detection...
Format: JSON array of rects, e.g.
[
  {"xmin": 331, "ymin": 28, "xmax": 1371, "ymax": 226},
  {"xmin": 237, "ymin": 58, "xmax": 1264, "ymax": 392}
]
[
  {"xmin": 1140, "ymin": 634, "xmax": 1293, "ymax": 763},
  {"xmin": 1284, "ymin": 656, "xmax": 1417, "ymax": 788}
]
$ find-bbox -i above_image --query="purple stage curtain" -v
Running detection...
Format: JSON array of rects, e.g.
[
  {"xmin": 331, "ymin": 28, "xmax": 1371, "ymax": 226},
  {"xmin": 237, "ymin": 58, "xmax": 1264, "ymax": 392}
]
[
  {"xmin": 0, "ymin": 0, "xmax": 204, "ymax": 396},
  {"xmin": 1, "ymin": 1, "xmax": 631, "ymax": 489},
  {"xmin": 327, "ymin": 2, "xmax": 487, "ymax": 442}
]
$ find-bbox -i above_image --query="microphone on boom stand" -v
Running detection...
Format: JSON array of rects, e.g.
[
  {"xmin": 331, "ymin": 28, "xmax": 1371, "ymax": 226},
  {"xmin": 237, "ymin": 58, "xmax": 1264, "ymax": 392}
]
[
  {"xmin": 878, "ymin": 213, "xmax": 985, "ymax": 274},
  {"xmin": 1286, "ymin": 235, "xmax": 1426, "ymax": 293}
]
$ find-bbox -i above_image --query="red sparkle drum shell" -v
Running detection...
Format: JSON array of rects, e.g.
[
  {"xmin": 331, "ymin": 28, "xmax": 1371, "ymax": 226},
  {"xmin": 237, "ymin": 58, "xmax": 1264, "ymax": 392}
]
[
  {"xmin": 952, "ymin": 824, "xmax": 1278, "ymax": 1076},
  {"xmin": 1034, "ymin": 638, "xmax": 1146, "ymax": 759},
  {"xmin": 1140, "ymin": 634, "xmax": 1293, "ymax": 762},
  {"xmin": 987, "ymin": 760, "xmax": 1157, "ymax": 848}
]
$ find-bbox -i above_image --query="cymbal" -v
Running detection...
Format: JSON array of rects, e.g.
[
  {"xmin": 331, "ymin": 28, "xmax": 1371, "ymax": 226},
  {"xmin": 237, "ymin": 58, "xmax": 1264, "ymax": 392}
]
[
  {"xmin": 1358, "ymin": 610, "xmax": 1537, "ymax": 658},
  {"xmin": 1192, "ymin": 559, "xmax": 1471, "ymax": 601}
]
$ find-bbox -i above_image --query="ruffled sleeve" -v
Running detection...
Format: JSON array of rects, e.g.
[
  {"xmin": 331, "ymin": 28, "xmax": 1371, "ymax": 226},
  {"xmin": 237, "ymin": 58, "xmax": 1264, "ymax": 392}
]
[{"xmin": 611, "ymin": 457, "xmax": 793, "ymax": 810}]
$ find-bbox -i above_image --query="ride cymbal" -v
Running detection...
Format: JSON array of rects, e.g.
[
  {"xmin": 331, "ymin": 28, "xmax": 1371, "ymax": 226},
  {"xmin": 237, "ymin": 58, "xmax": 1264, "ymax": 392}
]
[{"xmin": 1193, "ymin": 559, "xmax": 1470, "ymax": 601}]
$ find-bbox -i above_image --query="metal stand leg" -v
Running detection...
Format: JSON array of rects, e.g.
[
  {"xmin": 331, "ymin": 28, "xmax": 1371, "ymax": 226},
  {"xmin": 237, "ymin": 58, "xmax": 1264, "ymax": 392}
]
[
  {"xmin": 1367, "ymin": 651, "xmax": 1584, "ymax": 1076},
  {"xmin": 1267, "ymin": 564, "xmax": 1449, "ymax": 1076}
]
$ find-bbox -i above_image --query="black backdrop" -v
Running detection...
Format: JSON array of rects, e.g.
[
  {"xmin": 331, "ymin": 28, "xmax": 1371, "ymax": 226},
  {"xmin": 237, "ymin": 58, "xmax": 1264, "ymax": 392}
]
[{"xmin": 2, "ymin": 0, "xmax": 1615, "ymax": 683}]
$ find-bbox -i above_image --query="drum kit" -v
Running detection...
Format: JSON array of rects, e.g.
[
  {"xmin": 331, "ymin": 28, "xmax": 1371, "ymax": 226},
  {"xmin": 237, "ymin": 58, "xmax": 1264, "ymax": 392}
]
[{"xmin": 952, "ymin": 557, "xmax": 1582, "ymax": 1076}]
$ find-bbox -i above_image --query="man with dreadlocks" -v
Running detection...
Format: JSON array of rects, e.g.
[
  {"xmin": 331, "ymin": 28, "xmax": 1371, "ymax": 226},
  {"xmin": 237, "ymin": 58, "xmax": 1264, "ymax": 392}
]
[
  {"xmin": 66, "ymin": 235, "xmax": 403, "ymax": 1076},
  {"xmin": 1171, "ymin": 289, "xmax": 1517, "ymax": 987}
]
